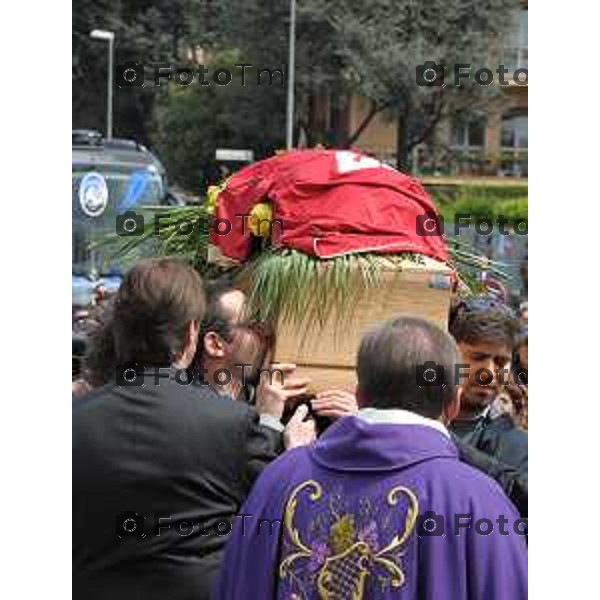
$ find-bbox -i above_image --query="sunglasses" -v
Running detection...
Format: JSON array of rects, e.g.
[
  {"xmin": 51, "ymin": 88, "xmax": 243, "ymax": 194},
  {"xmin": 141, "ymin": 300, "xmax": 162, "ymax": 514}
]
[{"xmin": 453, "ymin": 296, "xmax": 517, "ymax": 319}]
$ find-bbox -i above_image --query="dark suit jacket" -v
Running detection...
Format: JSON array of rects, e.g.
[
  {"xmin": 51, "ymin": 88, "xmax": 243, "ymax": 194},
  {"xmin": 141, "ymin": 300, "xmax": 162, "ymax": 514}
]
[
  {"xmin": 452, "ymin": 414, "xmax": 528, "ymax": 475},
  {"xmin": 73, "ymin": 373, "xmax": 282, "ymax": 600},
  {"xmin": 451, "ymin": 414, "xmax": 528, "ymax": 517},
  {"xmin": 452, "ymin": 434, "xmax": 528, "ymax": 517}
]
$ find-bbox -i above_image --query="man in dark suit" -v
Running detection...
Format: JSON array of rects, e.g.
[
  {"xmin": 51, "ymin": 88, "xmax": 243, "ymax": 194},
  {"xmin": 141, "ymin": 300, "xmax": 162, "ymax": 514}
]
[{"xmin": 73, "ymin": 258, "xmax": 314, "ymax": 600}]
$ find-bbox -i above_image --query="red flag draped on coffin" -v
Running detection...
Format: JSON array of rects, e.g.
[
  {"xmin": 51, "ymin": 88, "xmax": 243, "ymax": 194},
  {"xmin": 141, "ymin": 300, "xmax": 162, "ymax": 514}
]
[{"xmin": 211, "ymin": 149, "xmax": 448, "ymax": 263}]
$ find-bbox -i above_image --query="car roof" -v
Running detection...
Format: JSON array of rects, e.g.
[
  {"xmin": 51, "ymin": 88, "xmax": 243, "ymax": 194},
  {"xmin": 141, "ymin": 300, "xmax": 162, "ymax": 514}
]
[
  {"xmin": 72, "ymin": 132, "xmax": 164, "ymax": 173},
  {"xmin": 73, "ymin": 146, "xmax": 162, "ymax": 170}
]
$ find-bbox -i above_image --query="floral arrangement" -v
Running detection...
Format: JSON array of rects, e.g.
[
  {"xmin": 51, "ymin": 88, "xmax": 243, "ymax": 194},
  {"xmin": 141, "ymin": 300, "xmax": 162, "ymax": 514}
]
[{"xmin": 95, "ymin": 150, "xmax": 509, "ymax": 326}]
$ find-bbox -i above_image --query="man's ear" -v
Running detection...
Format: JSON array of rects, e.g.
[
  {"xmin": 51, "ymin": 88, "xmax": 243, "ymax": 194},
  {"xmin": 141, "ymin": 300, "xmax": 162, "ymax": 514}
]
[
  {"xmin": 203, "ymin": 331, "xmax": 226, "ymax": 359},
  {"xmin": 443, "ymin": 385, "xmax": 462, "ymax": 423}
]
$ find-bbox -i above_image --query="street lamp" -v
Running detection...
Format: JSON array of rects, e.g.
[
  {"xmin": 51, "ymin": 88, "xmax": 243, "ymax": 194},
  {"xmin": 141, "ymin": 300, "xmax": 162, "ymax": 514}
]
[
  {"xmin": 90, "ymin": 29, "xmax": 115, "ymax": 139},
  {"xmin": 285, "ymin": 0, "xmax": 296, "ymax": 150}
]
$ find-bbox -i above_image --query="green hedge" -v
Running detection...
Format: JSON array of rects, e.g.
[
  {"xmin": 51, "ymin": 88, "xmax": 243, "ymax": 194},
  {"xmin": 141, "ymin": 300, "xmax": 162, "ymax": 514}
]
[{"xmin": 430, "ymin": 185, "xmax": 528, "ymax": 223}]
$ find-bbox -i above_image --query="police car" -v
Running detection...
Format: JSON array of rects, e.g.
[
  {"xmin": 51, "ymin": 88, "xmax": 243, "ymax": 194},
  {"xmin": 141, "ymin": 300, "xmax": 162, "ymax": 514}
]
[{"xmin": 72, "ymin": 129, "xmax": 181, "ymax": 375}]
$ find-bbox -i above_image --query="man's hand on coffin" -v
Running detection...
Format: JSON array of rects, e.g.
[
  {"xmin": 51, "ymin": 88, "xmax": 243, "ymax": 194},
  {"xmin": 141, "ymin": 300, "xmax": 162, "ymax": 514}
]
[
  {"xmin": 284, "ymin": 404, "xmax": 317, "ymax": 449},
  {"xmin": 311, "ymin": 389, "xmax": 358, "ymax": 419},
  {"xmin": 255, "ymin": 363, "xmax": 311, "ymax": 421}
]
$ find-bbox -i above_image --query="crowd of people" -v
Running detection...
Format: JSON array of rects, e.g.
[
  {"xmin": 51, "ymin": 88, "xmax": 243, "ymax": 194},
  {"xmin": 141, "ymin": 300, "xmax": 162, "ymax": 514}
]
[{"xmin": 73, "ymin": 257, "xmax": 528, "ymax": 599}]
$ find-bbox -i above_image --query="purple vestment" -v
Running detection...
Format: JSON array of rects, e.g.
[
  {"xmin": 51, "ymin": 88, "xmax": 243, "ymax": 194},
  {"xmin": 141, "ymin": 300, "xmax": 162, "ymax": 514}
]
[{"xmin": 214, "ymin": 416, "xmax": 527, "ymax": 599}]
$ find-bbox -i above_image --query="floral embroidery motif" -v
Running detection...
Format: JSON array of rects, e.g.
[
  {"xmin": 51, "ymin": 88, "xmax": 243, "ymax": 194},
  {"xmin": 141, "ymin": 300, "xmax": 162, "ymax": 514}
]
[{"xmin": 279, "ymin": 480, "xmax": 419, "ymax": 599}]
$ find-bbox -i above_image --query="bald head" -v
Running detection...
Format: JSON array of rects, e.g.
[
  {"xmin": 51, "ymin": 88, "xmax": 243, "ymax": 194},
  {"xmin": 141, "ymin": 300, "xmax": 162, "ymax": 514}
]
[
  {"xmin": 218, "ymin": 289, "xmax": 247, "ymax": 324},
  {"xmin": 357, "ymin": 317, "xmax": 460, "ymax": 418}
]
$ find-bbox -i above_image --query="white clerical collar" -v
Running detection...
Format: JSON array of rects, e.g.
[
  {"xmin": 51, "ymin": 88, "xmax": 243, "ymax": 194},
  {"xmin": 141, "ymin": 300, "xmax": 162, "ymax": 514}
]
[{"xmin": 357, "ymin": 407, "xmax": 451, "ymax": 438}]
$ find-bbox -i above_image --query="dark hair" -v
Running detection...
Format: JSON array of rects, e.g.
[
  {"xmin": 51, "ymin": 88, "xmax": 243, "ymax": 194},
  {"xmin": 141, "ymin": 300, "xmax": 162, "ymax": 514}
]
[
  {"xmin": 82, "ymin": 299, "xmax": 117, "ymax": 386},
  {"xmin": 449, "ymin": 296, "xmax": 520, "ymax": 349},
  {"xmin": 196, "ymin": 276, "xmax": 277, "ymax": 370},
  {"xmin": 72, "ymin": 295, "xmax": 116, "ymax": 381},
  {"xmin": 357, "ymin": 317, "xmax": 460, "ymax": 418},
  {"xmin": 505, "ymin": 382, "xmax": 526, "ymax": 416},
  {"xmin": 113, "ymin": 258, "xmax": 205, "ymax": 365},
  {"xmin": 511, "ymin": 324, "xmax": 528, "ymax": 385}
]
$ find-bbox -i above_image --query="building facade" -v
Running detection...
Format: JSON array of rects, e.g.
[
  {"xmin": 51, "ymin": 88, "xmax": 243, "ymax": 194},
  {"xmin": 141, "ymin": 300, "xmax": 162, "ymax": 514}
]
[{"xmin": 343, "ymin": 4, "xmax": 528, "ymax": 178}]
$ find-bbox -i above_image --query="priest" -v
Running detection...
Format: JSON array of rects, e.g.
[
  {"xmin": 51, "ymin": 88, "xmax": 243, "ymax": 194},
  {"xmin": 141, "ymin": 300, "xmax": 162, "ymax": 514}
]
[{"xmin": 214, "ymin": 317, "xmax": 527, "ymax": 599}]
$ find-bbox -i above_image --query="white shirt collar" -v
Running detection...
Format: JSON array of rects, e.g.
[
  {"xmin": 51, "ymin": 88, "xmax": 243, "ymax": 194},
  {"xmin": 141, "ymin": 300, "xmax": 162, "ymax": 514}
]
[{"xmin": 356, "ymin": 407, "xmax": 450, "ymax": 438}]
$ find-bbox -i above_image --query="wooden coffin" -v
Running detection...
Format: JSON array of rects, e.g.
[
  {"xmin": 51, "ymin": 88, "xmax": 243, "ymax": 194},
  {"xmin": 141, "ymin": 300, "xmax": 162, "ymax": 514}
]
[{"xmin": 273, "ymin": 257, "xmax": 454, "ymax": 392}]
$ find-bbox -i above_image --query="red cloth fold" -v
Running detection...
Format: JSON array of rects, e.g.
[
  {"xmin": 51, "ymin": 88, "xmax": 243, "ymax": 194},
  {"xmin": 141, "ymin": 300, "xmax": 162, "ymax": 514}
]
[{"xmin": 211, "ymin": 149, "xmax": 448, "ymax": 263}]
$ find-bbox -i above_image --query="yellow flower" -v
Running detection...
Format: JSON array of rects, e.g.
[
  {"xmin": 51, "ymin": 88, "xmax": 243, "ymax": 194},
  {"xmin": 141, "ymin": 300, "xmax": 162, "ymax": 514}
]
[
  {"xmin": 206, "ymin": 185, "xmax": 222, "ymax": 215},
  {"xmin": 206, "ymin": 177, "xmax": 232, "ymax": 215},
  {"xmin": 249, "ymin": 202, "xmax": 273, "ymax": 237}
]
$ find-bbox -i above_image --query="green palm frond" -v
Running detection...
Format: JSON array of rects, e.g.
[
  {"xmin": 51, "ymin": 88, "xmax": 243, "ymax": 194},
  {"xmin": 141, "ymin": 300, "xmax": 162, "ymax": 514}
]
[
  {"xmin": 239, "ymin": 249, "xmax": 429, "ymax": 330},
  {"xmin": 90, "ymin": 204, "xmax": 214, "ymax": 272}
]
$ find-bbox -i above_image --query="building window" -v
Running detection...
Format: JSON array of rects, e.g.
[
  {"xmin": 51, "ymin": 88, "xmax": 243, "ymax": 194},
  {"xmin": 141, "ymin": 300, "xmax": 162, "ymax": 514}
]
[
  {"xmin": 501, "ymin": 113, "xmax": 528, "ymax": 149},
  {"xmin": 501, "ymin": 111, "xmax": 528, "ymax": 176},
  {"xmin": 504, "ymin": 9, "xmax": 528, "ymax": 71},
  {"xmin": 452, "ymin": 115, "xmax": 487, "ymax": 149},
  {"xmin": 445, "ymin": 114, "xmax": 489, "ymax": 176}
]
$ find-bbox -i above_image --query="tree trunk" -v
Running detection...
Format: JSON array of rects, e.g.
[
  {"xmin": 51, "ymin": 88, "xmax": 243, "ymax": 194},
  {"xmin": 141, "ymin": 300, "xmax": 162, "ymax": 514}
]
[
  {"xmin": 396, "ymin": 109, "xmax": 410, "ymax": 172},
  {"xmin": 329, "ymin": 94, "xmax": 350, "ymax": 147},
  {"xmin": 306, "ymin": 92, "xmax": 316, "ymax": 146}
]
